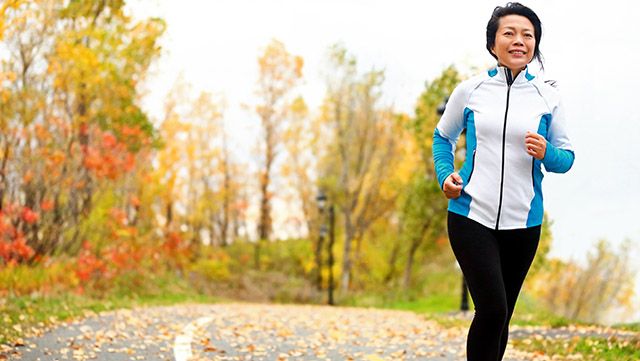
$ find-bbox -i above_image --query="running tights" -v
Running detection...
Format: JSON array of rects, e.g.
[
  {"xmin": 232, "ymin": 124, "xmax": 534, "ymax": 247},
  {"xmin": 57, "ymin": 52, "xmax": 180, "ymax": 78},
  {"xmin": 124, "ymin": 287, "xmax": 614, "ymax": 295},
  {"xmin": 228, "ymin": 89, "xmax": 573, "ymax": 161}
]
[{"xmin": 447, "ymin": 211, "xmax": 541, "ymax": 361}]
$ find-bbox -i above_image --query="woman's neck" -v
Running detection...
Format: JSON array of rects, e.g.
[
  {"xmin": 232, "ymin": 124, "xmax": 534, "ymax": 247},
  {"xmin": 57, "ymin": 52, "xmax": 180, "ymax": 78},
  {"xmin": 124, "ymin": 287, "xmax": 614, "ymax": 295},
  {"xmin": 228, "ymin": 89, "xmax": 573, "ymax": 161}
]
[{"xmin": 499, "ymin": 64, "xmax": 526, "ymax": 79}]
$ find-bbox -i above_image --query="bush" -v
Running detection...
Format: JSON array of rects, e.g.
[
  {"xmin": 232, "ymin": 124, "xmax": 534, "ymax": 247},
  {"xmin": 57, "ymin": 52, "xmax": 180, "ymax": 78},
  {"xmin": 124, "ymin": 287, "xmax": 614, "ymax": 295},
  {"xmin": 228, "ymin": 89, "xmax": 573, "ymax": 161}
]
[
  {"xmin": 0, "ymin": 260, "xmax": 78, "ymax": 297},
  {"xmin": 189, "ymin": 252, "xmax": 231, "ymax": 282},
  {"xmin": 529, "ymin": 239, "xmax": 637, "ymax": 324}
]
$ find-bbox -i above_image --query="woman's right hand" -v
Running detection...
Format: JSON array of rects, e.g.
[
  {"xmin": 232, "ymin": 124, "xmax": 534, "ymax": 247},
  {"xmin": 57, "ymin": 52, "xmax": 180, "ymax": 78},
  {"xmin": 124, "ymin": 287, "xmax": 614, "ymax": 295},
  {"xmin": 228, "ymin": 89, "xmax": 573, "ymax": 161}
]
[{"xmin": 443, "ymin": 173, "xmax": 463, "ymax": 199}]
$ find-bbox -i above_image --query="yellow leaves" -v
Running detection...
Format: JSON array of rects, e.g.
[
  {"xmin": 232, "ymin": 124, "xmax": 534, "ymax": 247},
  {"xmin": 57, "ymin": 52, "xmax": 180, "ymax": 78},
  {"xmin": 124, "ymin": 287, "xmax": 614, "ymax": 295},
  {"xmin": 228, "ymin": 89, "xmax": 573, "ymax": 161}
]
[
  {"xmin": 47, "ymin": 149, "xmax": 67, "ymax": 167},
  {"xmin": 329, "ymin": 328, "xmax": 347, "ymax": 340},
  {"xmin": 294, "ymin": 55, "xmax": 304, "ymax": 78},
  {"xmin": 289, "ymin": 96, "xmax": 308, "ymax": 117},
  {"xmin": 1, "ymin": 71, "xmax": 17, "ymax": 83},
  {"xmin": 0, "ymin": 71, "xmax": 16, "ymax": 104},
  {"xmin": 0, "ymin": 0, "xmax": 25, "ymax": 40},
  {"xmin": 257, "ymin": 38, "xmax": 304, "ymax": 100},
  {"xmin": 0, "ymin": 89, "xmax": 10, "ymax": 103},
  {"xmin": 364, "ymin": 354, "xmax": 385, "ymax": 361},
  {"xmin": 529, "ymin": 239, "xmax": 637, "ymax": 324},
  {"xmin": 22, "ymin": 169, "xmax": 34, "ymax": 183}
]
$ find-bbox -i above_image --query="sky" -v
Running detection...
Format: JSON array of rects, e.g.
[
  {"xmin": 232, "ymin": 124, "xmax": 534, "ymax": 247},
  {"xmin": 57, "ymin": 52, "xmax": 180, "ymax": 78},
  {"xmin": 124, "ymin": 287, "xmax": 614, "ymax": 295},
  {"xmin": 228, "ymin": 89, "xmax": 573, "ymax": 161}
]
[{"xmin": 125, "ymin": 0, "xmax": 640, "ymax": 321}]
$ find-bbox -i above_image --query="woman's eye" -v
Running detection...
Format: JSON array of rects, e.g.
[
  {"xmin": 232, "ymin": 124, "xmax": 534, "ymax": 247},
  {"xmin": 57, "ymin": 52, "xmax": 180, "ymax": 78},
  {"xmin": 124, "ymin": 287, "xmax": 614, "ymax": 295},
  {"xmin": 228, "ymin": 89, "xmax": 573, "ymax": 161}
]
[
  {"xmin": 504, "ymin": 31, "xmax": 513, "ymax": 36},
  {"xmin": 524, "ymin": 33, "xmax": 533, "ymax": 38}
]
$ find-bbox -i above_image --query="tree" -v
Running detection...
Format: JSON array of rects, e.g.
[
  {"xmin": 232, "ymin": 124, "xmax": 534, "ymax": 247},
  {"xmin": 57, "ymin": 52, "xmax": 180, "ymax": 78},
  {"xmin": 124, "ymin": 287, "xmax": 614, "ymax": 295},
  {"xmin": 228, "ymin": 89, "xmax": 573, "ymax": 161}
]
[
  {"xmin": 531, "ymin": 239, "xmax": 637, "ymax": 323},
  {"xmin": 0, "ymin": 0, "xmax": 164, "ymax": 258},
  {"xmin": 253, "ymin": 39, "xmax": 303, "ymax": 267},
  {"xmin": 319, "ymin": 44, "xmax": 401, "ymax": 292},
  {"xmin": 150, "ymin": 78, "xmax": 247, "ymax": 253},
  {"xmin": 396, "ymin": 66, "xmax": 461, "ymax": 289}
]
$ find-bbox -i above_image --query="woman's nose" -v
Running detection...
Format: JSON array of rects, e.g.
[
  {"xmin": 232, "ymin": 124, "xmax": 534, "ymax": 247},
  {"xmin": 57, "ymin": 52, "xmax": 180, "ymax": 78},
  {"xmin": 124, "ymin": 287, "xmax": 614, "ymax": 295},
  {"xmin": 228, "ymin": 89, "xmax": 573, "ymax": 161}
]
[{"xmin": 513, "ymin": 34, "xmax": 524, "ymax": 45}]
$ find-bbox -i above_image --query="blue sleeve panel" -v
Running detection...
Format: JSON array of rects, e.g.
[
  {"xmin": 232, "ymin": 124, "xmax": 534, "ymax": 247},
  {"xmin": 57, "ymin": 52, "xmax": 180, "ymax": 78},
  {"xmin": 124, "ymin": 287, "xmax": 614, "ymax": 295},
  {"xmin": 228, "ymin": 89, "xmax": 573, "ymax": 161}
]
[
  {"xmin": 433, "ymin": 128, "xmax": 455, "ymax": 189},
  {"xmin": 542, "ymin": 143, "xmax": 575, "ymax": 173}
]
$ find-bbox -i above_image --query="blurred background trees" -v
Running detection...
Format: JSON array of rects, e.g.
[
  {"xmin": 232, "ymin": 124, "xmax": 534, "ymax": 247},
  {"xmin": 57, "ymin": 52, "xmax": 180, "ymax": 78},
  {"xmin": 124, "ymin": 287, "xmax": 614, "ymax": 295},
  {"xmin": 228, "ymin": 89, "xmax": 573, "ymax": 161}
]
[{"xmin": 0, "ymin": 0, "xmax": 635, "ymax": 326}]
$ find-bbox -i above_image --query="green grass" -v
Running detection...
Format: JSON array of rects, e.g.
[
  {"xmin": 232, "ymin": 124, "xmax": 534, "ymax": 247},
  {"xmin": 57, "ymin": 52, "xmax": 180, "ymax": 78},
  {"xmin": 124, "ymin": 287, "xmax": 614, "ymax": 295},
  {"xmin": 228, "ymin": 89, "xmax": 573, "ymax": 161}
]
[
  {"xmin": 512, "ymin": 335, "xmax": 640, "ymax": 361},
  {"xmin": 367, "ymin": 288, "xmax": 640, "ymax": 360},
  {"xmin": 612, "ymin": 323, "xmax": 640, "ymax": 333},
  {"xmin": 0, "ymin": 276, "xmax": 222, "ymax": 346},
  {"xmin": 385, "ymin": 293, "xmax": 460, "ymax": 313}
]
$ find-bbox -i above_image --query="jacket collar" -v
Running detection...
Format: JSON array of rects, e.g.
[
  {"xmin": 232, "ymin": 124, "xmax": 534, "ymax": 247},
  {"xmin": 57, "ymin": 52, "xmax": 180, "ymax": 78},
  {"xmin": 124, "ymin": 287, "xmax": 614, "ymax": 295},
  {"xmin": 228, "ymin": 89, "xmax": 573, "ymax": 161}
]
[{"xmin": 487, "ymin": 65, "xmax": 535, "ymax": 85}]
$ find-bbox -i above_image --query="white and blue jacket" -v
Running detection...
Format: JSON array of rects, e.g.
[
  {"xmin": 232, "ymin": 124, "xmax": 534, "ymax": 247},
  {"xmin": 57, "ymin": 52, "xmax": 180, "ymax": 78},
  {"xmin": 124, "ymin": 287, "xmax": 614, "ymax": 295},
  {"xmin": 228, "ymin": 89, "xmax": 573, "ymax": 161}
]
[{"xmin": 433, "ymin": 65, "xmax": 574, "ymax": 230}]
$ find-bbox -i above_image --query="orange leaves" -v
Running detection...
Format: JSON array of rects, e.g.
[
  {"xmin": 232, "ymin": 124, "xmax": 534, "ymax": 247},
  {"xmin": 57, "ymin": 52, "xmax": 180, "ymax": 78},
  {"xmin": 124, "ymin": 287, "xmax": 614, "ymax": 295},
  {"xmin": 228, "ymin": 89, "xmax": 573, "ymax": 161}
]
[
  {"xmin": 20, "ymin": 207, "xmax": 39, "ymax": 224},
  {"xmin": 120, "ymin": 124, "xmax": 141, "ymax": 136},
  {"xmin": 22, "ymin": 170, "xmax": 34, "ymax": 183},
  {"xmin": 75, "ymin": 242, "xmax": 106, "ymax": 282},
  {"xmin": 109, "ymin": 208, "xmax": 127, "ymax": 227},
  {"xmin": 40, "ymin": 200, "xmax": 54, "ymax": 212},
  {"xmin": 0, "ymin": 206, "xmax": 36, "ymax": 264},
  {"xmin": 48, "ymin": 150, "xmax": 66, "ymax": 167},
  {"xmin": 82, "ymin": 127, "xmax": 138, "ymax": 180},
  {"xmin": 102, "ymin": 132, "xmax": 117, "ymax": 148},
  {"xmin": 129, "ymin": 195, "xmax": 140, "ymax": 208},
  {"xmin": 0, "ymin": 237, "xmax": 34, "ymax": 265},
  {"xmin": 163, "ymin": 231, "xmax": 183, "ymax": 253}
]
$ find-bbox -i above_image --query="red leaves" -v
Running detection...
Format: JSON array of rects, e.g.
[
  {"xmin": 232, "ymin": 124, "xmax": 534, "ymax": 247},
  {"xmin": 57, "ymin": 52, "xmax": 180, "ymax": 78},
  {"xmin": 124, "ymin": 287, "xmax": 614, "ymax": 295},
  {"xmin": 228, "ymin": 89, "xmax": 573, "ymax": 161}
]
[
  {"xmin": 0, "ymin": 234, "xmax": 35, "ymax": 264},
  {"xmin": 21, "ymin": 207, "xmax": 39, "ymax": 224},
  {"xmin": 0, "ymin": 206, "xmax": 36, "ymax": 264},
  {"xmin": 163, "ymin": 232, "xmax": 183, "ymax": 253},
  {"xmin": 75, "ymin": 242, "xmax": 106, "ymax": 282},
  {"xmin": 82, "ymin": 128, "xmax": 138, "ymax": 180},
  {"xmin": 102, "ymin": 132, "xmax": 117, "ymax": 148},
  {"xmin": 129, "ymin": 195, "xmax": 140, "ymax": 208},
  {"xmin": 40, "ymin": 200, "xmax": 54, "ymax": 212},
  {"xmin": 109, "ymin": 208, "xmax": 127, "ymax": 227}
]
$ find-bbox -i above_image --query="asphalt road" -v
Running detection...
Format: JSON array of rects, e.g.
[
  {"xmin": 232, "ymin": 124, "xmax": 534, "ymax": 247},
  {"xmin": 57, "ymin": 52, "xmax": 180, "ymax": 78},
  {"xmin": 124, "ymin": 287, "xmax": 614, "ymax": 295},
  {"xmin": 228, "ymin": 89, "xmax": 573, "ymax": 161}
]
[{"xmin": 2, "ymin": 303, "xmax": 636, "ymax": 361}]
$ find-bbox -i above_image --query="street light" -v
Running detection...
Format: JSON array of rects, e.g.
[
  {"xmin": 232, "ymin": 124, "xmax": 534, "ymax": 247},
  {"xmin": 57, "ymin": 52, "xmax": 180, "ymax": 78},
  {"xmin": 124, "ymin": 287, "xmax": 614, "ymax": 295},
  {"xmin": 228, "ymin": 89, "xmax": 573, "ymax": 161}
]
[
  {"xmin": 438, "ymin": 96, "xmax": 469, "ymax": 313},
  {"xmin": 326, "ymin": 202, "xmax": 335, "ymax": 306}
]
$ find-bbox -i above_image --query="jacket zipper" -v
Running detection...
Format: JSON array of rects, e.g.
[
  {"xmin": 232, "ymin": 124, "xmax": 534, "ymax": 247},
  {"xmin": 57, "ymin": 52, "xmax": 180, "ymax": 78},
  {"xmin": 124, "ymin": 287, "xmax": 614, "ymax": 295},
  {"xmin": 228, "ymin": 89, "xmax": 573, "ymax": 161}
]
[
  {"xmin": 468, "ymin": 149, "xmax": 477, "ymax": 184},
  {"xmin": 495, "ymin": 68, "xmax": 513, "ymax": 230}
]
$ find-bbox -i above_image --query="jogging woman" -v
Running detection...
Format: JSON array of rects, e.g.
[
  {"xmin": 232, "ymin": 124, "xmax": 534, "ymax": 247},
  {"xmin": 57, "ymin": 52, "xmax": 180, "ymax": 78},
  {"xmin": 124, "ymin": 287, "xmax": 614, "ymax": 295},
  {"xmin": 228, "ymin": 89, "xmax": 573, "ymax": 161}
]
[{"xmin": 432, "ymin": 3, "xmax": 574, "ymax": 360}]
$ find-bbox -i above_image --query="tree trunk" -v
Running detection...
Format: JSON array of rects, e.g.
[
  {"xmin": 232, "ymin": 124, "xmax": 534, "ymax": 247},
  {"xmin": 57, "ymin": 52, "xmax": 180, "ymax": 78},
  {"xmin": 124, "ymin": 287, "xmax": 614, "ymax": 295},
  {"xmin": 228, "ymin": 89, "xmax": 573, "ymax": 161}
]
[
  {"xmin": 315, "ymin": 231, "xmax": 324, "ymax": 291},
  {"xmin": 0, "ymin": 141, "xmax": 10, "ymax": 211},
  {"xmin": 221, "ymin": 141, "xmax": 231, "ymax": 246},
  {"xmin": 383, "ymin": 241, "xmax": 401, "ymax": 285},
  {"xmin": 341, "ymin": 209, "xmax": 354, "ymax": 292},
  {"xmin": 403, "ymin": 235, "xmax": 421, "ymax": 289},
  {"xmin": 403, "ymin": 220, "xmax": 431, "ymax": 289}
]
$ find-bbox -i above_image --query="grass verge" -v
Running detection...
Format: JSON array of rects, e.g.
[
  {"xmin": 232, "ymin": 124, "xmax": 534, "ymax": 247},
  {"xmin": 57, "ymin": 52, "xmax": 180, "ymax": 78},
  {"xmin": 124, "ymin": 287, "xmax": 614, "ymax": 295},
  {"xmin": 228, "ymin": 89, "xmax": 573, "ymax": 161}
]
[
  {"xmin": 511, "ymin": 335, "xmax": 640, "ymax": 361},
  {"xmin": 0, "ymin": 275, "xmax": 221, "ymax": 346}
]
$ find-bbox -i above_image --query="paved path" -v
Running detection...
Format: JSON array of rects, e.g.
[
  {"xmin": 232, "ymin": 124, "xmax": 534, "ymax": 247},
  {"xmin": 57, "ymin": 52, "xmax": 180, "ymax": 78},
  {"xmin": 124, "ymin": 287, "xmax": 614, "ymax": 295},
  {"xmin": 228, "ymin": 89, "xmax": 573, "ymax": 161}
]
[{"xmin": 1, "ymin": 303, "xmax": 636, "ymax": 360}]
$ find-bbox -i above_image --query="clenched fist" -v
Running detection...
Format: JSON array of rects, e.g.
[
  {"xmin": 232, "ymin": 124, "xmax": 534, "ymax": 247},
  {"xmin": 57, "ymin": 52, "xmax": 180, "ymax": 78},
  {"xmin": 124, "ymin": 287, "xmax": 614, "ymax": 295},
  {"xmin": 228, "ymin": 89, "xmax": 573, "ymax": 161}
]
[
  {"xmin": 443, "ymin": 173, "xmax": 463, "ymax": 199},
  {"xmin": 525, "ymin": 131, "xmax": 547, "ymax": 160}
]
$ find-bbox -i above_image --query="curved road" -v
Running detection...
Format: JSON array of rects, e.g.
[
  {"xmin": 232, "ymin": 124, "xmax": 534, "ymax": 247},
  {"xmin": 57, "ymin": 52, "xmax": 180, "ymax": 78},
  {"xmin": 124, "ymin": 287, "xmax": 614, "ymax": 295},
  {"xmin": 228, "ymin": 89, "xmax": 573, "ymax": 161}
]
[{"xmin": 2, "ymin": 303, "xmax": 635, "ymax": 360}]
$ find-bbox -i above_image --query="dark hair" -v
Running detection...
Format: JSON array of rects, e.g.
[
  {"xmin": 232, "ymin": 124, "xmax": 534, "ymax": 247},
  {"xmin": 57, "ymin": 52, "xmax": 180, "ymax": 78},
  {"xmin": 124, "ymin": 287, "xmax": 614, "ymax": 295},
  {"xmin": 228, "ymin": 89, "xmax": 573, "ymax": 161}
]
[{"xmin": 486, "ymin": 2, "xmax": 543, "ymax": 67}]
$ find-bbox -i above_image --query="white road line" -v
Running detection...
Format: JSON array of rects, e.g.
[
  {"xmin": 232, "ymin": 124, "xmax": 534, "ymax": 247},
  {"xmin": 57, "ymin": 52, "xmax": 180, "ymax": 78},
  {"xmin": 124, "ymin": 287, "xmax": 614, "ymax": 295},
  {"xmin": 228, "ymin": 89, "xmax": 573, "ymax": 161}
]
[{"xmin": 173, "ymin": 316, "xmax": 213, "ymax": 361}]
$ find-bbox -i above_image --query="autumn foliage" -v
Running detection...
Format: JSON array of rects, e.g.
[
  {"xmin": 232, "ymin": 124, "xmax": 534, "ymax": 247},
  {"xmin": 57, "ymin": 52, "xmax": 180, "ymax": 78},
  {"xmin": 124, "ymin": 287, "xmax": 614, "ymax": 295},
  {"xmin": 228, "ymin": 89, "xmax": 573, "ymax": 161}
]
[{"xmin": 0, "ymin": 0, "xmax": 635, "ymax": 329}]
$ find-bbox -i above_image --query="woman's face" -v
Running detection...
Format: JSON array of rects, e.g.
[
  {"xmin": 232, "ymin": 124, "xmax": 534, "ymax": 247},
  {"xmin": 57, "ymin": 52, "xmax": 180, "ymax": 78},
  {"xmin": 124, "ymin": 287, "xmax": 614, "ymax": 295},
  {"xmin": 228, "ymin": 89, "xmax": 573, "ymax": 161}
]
[{"xmin": 491, "ymin": 15, "xmax": 536, "ymax": 74}]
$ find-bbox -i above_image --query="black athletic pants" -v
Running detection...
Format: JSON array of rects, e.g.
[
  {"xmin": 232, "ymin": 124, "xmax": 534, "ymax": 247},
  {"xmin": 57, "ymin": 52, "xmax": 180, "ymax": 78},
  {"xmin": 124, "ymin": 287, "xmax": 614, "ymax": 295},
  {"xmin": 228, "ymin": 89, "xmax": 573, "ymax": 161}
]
[{"xmin": 447, "ymin": 211, "xmax": 541, "ymax": 361}]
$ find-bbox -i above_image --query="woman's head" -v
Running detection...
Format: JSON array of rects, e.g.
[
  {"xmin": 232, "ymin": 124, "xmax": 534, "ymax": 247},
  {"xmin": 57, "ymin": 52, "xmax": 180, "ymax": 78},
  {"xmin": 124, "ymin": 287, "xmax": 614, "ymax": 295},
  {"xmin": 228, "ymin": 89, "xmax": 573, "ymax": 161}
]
[{"xmin": 486, "ymin": 3, "xmax": 543, "ymax": 72}]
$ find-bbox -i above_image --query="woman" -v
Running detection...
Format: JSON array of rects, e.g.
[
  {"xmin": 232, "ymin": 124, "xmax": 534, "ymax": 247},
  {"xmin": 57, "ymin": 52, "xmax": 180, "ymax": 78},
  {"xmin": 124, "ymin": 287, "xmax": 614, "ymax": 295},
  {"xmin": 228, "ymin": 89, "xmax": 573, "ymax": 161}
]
[{"xmin": 432, "ymin": 2, "xmax": 574, "ymax": 360}]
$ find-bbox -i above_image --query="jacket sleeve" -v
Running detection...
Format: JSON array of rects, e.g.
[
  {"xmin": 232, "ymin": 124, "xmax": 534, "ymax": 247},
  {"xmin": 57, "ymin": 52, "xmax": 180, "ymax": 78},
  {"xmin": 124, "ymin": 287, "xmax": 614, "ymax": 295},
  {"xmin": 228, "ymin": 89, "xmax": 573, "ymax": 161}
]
[
  {"xmin": 433, "ymin": 82, "xmax": 468, "ymax": 189},
  {"xmin": 542, "ymin": 98, "xmax": 575, "ymax": 173}
]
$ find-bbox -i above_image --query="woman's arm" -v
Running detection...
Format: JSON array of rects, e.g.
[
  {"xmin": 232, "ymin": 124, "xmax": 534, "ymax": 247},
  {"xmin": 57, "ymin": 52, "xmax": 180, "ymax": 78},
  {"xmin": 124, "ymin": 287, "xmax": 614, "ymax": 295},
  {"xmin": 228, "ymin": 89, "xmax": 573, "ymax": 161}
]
[
  {"xmin": 543, "ymin": 98, "xmax": 575, "ymax": 173},
  {"xmin": 433, "ymin": 82, "xmax": 469, "ymax": 193}
]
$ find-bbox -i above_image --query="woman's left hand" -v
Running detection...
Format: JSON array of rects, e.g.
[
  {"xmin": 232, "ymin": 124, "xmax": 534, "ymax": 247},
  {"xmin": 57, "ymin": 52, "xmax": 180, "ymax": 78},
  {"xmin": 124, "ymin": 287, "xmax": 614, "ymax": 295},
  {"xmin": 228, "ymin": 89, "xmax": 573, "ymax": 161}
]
[{"xmin": 525, "ymin": 131, "xmax": 546, "ymax": 160}]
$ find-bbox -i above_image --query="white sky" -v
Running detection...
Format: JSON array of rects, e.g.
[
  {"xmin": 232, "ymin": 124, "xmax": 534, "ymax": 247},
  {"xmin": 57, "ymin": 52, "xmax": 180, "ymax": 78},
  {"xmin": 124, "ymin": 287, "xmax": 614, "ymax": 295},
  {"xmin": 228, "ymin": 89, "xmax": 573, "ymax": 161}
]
[{"xmin": 126, "ymin": 0, "xmax": 640, "ymax": 321}]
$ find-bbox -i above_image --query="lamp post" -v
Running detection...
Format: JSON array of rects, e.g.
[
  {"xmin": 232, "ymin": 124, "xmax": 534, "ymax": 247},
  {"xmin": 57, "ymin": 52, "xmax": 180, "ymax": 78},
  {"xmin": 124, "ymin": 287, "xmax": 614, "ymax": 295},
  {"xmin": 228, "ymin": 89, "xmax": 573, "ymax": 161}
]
[
  {"xmin": 438, "ymin": 96, "xmax": 469, "ymax": 312},
  {"xmin": 327, "ymin": 202, "xmax": 335, "ymax": 306},
  {"xmin": 316, "ymin": 190, "xmax": 335, "ymax": 306}
]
